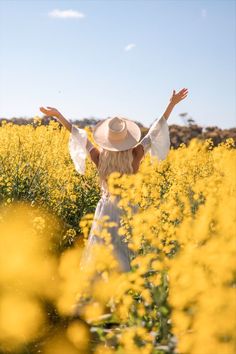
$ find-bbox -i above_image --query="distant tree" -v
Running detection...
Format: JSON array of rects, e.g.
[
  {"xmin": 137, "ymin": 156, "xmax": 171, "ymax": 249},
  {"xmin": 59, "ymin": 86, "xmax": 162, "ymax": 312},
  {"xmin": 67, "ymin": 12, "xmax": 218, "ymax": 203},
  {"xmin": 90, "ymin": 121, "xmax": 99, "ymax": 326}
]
[{"xmin": 179, "ymin": 113, "xmax": 196, "ymax": 126}]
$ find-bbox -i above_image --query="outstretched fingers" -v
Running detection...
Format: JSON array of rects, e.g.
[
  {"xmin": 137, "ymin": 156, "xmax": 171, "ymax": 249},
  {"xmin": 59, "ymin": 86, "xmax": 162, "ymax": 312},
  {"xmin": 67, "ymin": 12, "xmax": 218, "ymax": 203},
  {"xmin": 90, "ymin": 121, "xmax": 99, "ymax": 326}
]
[
  {"xmin": 179, "ymin": 88, "xmax": 188, "ymax": 95},
  {"xmin": 39, "ymin": 107, "xmax": 53, "ymax": 115},
  {"xmin": 178, "ymin": 88, "xmax": 188, "ymax": 100}
]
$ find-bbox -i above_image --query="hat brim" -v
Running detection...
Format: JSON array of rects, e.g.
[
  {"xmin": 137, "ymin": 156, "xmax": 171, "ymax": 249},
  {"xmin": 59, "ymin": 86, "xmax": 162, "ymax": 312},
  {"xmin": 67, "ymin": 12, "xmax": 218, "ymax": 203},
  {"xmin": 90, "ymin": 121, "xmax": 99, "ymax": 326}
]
[{"xmin": 92, "ymin": 118, "xmax": 141, "ymax": 151}]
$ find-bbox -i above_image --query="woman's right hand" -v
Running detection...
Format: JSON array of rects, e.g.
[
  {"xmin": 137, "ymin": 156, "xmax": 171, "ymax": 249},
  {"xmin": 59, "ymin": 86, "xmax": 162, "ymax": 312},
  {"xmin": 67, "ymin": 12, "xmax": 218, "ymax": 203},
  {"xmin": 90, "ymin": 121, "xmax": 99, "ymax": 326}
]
[{"xmin": 39, "ymin": 106, "xmax": 61, "ymax": 118}]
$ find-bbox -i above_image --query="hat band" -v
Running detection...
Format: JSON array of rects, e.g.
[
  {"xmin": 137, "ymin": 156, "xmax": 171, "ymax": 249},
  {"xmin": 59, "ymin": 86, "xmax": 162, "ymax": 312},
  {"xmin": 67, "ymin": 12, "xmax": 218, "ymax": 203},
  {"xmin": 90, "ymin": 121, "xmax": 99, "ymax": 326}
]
[{"xmin": 108, "ymin": 127, "xmax": 127, "ymax": 141}]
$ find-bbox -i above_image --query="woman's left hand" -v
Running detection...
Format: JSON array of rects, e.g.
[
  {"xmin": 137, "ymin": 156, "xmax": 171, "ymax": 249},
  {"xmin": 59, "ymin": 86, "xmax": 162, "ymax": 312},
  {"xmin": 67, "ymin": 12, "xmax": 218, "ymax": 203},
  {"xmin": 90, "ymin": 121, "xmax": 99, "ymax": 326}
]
[
  {"xmin": 39, "ymin": 106, "xmax": 62, "ymax": 118},
  {"xmin": 170, "ymin": 88, "xmax": 188, "ymax": 105}
]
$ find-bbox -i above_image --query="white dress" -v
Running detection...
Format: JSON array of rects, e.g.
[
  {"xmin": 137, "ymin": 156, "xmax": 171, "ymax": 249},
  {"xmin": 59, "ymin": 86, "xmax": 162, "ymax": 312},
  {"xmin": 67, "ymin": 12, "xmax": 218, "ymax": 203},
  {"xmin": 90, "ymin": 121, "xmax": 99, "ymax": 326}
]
[{"xmin": 68, "ymin": 115, "xmax": 170, "ymax": 273}]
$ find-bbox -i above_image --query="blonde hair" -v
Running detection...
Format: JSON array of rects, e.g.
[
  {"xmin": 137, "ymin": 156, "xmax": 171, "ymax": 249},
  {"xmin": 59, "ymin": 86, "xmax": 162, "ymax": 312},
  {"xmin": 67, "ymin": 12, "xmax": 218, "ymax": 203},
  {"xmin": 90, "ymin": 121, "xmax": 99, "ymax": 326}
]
[{"xmin": 97, "ymin": 148, "xmax": 134, "ymax": 191}]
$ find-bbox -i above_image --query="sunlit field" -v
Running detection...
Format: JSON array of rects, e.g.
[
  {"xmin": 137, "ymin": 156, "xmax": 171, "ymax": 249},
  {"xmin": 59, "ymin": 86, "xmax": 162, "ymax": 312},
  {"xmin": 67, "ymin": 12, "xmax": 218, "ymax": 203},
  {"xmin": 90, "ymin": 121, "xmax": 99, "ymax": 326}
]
[{"xmin": 0, "ymin": 120, "xmax": 235, "ymax": 354}]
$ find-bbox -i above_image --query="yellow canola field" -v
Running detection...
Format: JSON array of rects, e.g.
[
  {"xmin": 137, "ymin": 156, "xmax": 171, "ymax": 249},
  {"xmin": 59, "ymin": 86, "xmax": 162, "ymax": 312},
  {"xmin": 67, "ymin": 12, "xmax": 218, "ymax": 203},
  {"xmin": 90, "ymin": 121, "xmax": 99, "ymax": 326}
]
[{"xmin": 0, "ymin": 120, "xmax": 235, "ymax": 354}]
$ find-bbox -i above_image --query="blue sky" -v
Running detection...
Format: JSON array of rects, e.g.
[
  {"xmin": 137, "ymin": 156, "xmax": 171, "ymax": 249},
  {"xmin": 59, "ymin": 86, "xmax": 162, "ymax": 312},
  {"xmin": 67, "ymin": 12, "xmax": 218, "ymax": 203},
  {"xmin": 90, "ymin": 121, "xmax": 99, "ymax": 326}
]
[{"xmin": 0, "ymin": 0, "xmax": 235, "ymax": 128}]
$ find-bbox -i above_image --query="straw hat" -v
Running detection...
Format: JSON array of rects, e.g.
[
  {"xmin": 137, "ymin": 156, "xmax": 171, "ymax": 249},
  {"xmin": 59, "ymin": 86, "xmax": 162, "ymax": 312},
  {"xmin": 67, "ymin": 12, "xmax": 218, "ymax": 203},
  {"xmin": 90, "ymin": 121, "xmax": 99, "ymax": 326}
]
[{"xmin": 92, "ymin": 117, "xmax": 141, "ymax": 151}]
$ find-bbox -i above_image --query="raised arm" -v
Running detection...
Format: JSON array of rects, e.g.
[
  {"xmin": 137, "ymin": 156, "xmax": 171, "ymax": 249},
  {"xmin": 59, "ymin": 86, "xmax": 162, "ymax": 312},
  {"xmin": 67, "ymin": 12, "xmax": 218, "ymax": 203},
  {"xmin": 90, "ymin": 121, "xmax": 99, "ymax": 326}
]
[
  {"xmin": 39, "ymin": 106, "xmax": 100, "ymax": 169},
  {"xmin": 134, "ymin": 88, "xmax": 189, "ymax": 160},
  {"xmin": 162, "ymin": 88, "xmax": 188, "ymax": 121},
  {"xmin": 39, "ymin": 106, "xmax": 72, "ymax": 132}
]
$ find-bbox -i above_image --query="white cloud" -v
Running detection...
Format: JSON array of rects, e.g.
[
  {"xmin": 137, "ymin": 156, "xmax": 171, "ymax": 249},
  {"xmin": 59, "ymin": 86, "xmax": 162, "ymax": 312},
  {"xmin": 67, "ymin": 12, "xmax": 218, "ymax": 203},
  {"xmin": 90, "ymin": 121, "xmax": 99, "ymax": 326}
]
[
  {"xmin": 124, "ymin": 43, "xmax": 136, "ymax": 52},
  {"xmin": 201, "ymin": 8, "xmax": 207, "ymax": 19},
  {"xmin": 48, "ymin": 9, "xmax": 85, "ymax": 19}
]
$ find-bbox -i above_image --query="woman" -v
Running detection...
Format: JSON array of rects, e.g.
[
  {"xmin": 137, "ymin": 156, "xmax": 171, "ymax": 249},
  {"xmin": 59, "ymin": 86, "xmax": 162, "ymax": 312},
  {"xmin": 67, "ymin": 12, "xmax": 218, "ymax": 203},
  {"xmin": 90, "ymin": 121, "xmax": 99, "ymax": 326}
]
[{"xmin": 39, "ymin": 88, "xmax": 188, "ymax": 274}]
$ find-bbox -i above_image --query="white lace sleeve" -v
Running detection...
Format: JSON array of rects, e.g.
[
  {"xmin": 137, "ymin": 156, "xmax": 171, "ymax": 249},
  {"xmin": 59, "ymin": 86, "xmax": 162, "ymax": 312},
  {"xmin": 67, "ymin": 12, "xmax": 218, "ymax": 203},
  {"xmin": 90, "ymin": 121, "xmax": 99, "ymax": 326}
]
[
  {"xmin": 68, "ymin": 125, "xmax": 95, "ymax": 174},
  {"xmin": 140, "ymin": 115, "xmax": 170, "ymax": 161}
]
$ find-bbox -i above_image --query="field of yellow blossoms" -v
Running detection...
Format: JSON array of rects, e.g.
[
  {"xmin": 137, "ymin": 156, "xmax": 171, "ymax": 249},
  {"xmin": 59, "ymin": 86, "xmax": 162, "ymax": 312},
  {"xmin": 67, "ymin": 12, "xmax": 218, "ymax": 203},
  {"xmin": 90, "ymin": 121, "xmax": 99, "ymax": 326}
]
[{"xmin": 0, "ymin": 119, "xmax": 235, "ymax": 354}]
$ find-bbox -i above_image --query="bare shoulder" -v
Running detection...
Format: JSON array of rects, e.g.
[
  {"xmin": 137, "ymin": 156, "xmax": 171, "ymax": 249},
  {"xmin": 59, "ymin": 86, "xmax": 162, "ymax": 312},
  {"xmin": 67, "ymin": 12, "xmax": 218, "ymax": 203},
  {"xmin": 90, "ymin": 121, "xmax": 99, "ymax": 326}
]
[
  {"xmin": 132, "ymin": 144, "xmax": 144, "ymax": 160},
  {"xmin": 89, "ymin": 147, "xmax": 100, "ymax": 168}
]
